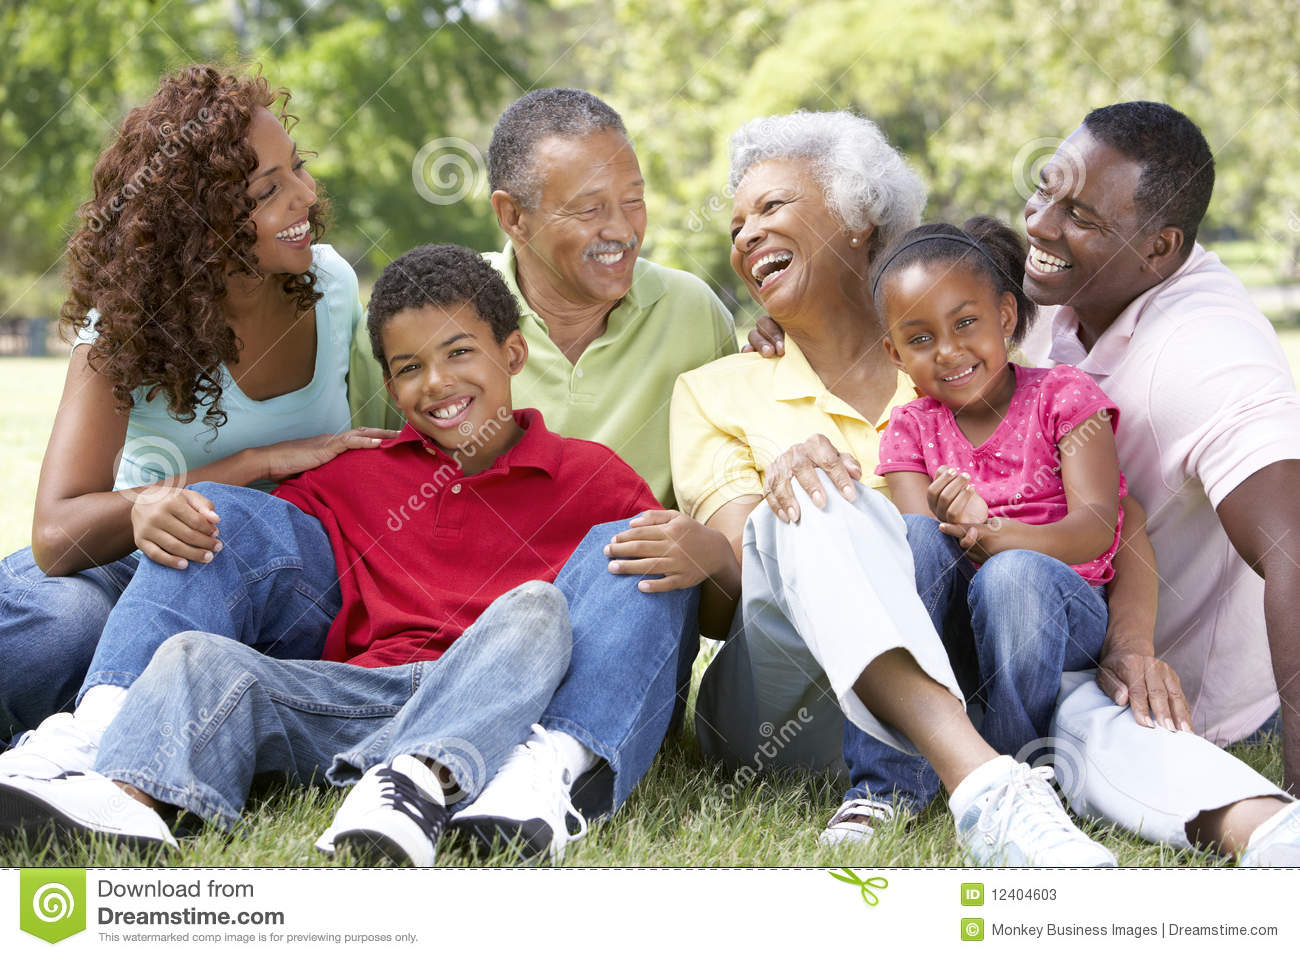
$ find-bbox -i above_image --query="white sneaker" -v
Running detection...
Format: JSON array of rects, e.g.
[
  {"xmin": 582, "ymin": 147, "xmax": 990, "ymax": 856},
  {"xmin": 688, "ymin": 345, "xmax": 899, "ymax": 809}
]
[
  {"xmin": 451, "ymin": 724, "xmax": 588, "ymax": 862},
  {"xmin": 1240, "ymin": 801, "xmax": 1300, "ymax": 866},
  {"xmin": 316, "ymin": 755, "xmax": 449, "ymax": 867},
  {"xmin": 0, "ymin": 713, "xmax": 101, "ymax": 779},
  {"xmin": 0, "ymin": 770, "xmax": 177, "ymax": 849},
  {"xmin": 818, "ymin": 797, "xmax": 896, "ymax": 848},
  {"xmin": 951, "ymin": 756, "xmax": 1115, "ymax": 867}
]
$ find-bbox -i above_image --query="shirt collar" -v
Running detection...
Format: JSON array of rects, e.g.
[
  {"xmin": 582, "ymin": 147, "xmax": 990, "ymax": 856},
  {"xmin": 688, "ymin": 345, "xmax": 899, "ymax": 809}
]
[
  {"xmin": 385, "ymin": 407, "xmax": 561, "ymax": 478},
  {"xmin": 1047, "ymin": 243, "xmax": 1206, "ymax": 373},
  {"xmin": 773, "ymin": 336, "xmax": 913, "ymax": 427},
  {"xmin": 497, "ymin": 240, "xmax": 666, "ymax": 335}
]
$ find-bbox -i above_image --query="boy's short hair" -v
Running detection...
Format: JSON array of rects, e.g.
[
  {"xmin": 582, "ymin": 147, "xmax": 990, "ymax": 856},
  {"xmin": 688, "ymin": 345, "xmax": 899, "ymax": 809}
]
[{"xmin": 367, "ymin": 244, "xmax": 521, "ymax": 365}]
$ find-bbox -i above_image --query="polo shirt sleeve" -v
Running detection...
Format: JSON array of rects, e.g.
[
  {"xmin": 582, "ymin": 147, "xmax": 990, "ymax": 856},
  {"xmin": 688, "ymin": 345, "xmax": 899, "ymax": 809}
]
[
  {"xmin": 708, "ymin": 291, "xmax": 738, "ymax": 359},
  {"xmin": 1146, "ymin": 314, "xmax": 1300, "ymax": 508},
  {"xmin": 669, "ymin": 372, "xmax": 763, "ymax": 523},
  {"xmin": 271, "ymin": 468, "xmax": 321, "ymax": 521},
  {"xmin": 347, "ymin": 308, "xmax": 403, "ymax": 431},
  {"xmin": 875, "ymin": 404, "xmax": 928, "ymax": 476}
]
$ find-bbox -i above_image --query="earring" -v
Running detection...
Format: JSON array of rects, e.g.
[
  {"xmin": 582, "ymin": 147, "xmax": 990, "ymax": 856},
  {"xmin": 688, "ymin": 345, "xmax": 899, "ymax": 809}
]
[{"xmin": 849, "ymin": 236, "xmax": 861, "ymax": 247}]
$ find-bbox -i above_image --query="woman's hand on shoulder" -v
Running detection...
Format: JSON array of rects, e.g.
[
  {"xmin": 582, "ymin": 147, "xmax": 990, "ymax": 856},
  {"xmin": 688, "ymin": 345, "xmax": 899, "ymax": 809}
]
[
  {"xmin": 131, "ymin": 486, "xmax": 221, "ymax": 570},
  {"xmin": 603, "ymin": 510, "xmax": 736, "ymax": 592},
  {"xmin": 254, "ymin": 427, "xmax": 402, "ymax": 482},
  {"xmin": 742, "ymin": 315, "xmax": 786, "ymax": 357},
  {"xmin": 763, "ymin": 434, "xmax": 862, "ymax": 523}
]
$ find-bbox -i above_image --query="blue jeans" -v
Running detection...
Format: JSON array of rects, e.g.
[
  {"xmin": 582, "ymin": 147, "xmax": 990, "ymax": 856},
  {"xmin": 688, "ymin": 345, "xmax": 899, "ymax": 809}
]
[
  {"xmin": 94, "ymin": 583, "xmax": 573, "ymax": 829},
  {"xmin": 545, "ymin": 521, "xmax": 701, "ymax": 818},
  {"xmin": 0, "ymin": 546, "xmax": 139, "ymax": 741},
  {"xmin": 84, "ymin": 484, "xmax": 700, "ymax": 820},
  {"xmin": 79, "ymin": 483, "xmax": 339, "ymax": 699},
  {"xmin": 843, "ymin": 514, "xmax": 1108, "ymax": 811}
]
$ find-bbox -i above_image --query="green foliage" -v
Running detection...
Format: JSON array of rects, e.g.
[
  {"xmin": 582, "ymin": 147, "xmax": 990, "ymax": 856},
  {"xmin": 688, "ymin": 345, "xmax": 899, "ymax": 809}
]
[{"xmin": 1, "ymin": 1, "xmax": 1297, "ymax": 304}]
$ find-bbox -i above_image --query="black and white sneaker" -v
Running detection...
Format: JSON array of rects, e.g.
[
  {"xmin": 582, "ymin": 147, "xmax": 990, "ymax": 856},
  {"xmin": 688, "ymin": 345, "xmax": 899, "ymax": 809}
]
[
  {"xmin": 316, "ymin": 755, "xmax": 450, "ymax": 867},
  {"xmin": 450, "ymin": 724, "xmax": 588, "ymax": 863},
  {"xmin": 0, "ymin": 770, "xmax": 177, "ymax": 849}
]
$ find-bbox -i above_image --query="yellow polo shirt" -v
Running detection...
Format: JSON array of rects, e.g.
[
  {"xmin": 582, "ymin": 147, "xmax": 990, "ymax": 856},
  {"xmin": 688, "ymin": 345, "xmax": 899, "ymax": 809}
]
[{"xmin": 670, "ymin": 338, "xmax": 917, "ymax": 523}]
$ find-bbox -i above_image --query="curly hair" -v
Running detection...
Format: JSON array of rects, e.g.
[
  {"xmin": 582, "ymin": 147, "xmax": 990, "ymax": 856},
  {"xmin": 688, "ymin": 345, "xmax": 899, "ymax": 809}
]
[
  {"xmin": 60, "ymin": 64, "xmax": 328, "ymax": 429},
  {"xmin": 367, "ymin": 245, "xmax": 520, "ymax": 366}
]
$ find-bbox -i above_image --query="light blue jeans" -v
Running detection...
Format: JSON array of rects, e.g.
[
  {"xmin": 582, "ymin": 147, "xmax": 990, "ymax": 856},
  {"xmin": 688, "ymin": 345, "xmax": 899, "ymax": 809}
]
[
  {"xmin": 79, "ymin": 482, "xmax": 700, "ymax": 820},
  {"xmin": 95, "ymin": 582, "xmax": 572, "ymax": 829},
  {"xmin": 842, "ymin": 514, "xmax": 1108, "ymax": 811},
  {"xmin": 0, "ymin": 547, "xmax": 138, "ymax": 740}
]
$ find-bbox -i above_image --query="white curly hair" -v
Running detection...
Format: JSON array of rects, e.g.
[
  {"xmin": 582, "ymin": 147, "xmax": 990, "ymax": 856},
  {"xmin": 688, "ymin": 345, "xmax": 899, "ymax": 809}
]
[{"xmin": 728, "ymin": 110, "xmax": 926, "ymax": 257}]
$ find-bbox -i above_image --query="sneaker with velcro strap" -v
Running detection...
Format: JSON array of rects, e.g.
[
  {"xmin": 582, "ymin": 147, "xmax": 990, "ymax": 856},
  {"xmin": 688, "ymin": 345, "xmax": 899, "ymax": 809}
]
[{"xmin": 818, "ymin": 797, "xmax": 896, "ymax": 848}]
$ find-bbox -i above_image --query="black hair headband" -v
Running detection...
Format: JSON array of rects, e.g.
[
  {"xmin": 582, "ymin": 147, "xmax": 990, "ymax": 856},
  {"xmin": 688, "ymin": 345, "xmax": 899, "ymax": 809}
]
[{"xmin": 870, "ymin": 232, "xmax": 996, "ymax": 298}]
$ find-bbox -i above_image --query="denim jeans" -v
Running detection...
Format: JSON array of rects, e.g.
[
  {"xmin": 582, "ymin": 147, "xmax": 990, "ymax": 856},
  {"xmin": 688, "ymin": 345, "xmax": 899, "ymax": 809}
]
[
  {"xmin": 83, "ymin": 486, "xmax": 699, "ymax": 821},
  {"xmin": 95, "ymin": 582, "xmax": 572, "ymax": 829},
  {"xmin": 842, "ymin": 514, "xmax": 1109, "ymax": 811},
  {"xmin": 79, "ymin": 483, "xmax": 339, "ymax": 699},
  {"xmin": 546, "ymin": 520, "xmax": 701, "ymax": 818},
  {"xmin": 0, "ymin": 546, "xmax": 139, "ymax": 741}
]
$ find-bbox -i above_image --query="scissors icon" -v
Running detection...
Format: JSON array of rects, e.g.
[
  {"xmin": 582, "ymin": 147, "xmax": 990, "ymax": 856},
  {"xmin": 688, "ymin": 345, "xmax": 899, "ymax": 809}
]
[{"xmin": 828, "ymin": 868, "xmax": 889, "ymax": 906}]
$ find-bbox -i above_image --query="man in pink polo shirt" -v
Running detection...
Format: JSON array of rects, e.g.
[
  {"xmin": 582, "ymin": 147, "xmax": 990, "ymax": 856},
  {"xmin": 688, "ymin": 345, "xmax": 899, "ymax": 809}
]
[{"xmin": 1018, "ymin": 101, "xmax": 1300, "ymax": 862}]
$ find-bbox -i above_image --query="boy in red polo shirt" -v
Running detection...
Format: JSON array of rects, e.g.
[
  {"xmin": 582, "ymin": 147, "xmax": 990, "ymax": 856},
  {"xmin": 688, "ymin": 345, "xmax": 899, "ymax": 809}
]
[{"xmin": 0, "ymin": 245, "xmax": 722, "ymax": 865}]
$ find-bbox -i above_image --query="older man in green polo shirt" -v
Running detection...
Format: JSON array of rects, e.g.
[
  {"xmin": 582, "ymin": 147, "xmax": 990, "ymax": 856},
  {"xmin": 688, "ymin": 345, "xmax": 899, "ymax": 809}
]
[{"xmin": 351, "ymin": 89, "xmax": 735, "ymax": 507}]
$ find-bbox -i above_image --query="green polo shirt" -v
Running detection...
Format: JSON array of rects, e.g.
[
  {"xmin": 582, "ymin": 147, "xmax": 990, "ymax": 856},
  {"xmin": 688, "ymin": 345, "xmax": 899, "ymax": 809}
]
[{"xmin": 349, "ymin": 242, "xmax": 736, "ymax": 508}]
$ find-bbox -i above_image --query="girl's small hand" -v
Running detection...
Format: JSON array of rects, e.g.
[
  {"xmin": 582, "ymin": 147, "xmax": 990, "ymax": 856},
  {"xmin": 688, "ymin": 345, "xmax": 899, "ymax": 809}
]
[
  {"xmin": 604, "ymin": 510, "xmax": 731, "ymax": 593},
  {"xmin": 131, "ymin": 486, "xmax": 221, "ymax": 570},
  {"xmin": 938, "ymin": 517, "xmax": 1005, "ymax": 562},
  {"xmin": 258, "ymin": 428, "xmax": 401, "ymax": 481},
  {"xmin": 928, "ymin": 466, "xmax": 989, "ymax": 525}
]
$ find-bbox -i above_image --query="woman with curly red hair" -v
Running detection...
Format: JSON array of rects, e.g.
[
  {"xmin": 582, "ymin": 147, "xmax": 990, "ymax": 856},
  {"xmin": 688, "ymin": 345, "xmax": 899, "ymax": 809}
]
[{"xmin": 0, "ymin": 65, "xmax": 395, "ymax": 760}]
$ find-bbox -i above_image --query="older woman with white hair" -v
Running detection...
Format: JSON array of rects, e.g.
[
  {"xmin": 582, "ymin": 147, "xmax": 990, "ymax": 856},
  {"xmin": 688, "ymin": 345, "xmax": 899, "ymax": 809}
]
[{"xmin": 657, "ymin": 110, "xmax": 1113, "ymax": 865}]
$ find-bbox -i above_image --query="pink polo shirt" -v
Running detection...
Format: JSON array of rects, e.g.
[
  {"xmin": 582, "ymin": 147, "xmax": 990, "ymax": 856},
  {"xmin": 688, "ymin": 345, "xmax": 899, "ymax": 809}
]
[{"xmin": 1020, "ymin": 244, "xmax": 1300, "ymax": 744}]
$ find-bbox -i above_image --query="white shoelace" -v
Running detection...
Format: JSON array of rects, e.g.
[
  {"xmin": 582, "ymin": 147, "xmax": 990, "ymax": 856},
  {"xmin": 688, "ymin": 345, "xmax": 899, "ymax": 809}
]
[
  {"xmin": 978, "ymin": 764, "xmax": 1076, "ymax": 851},
  {"xmin": 827, "ymin": 797, "xmax": 895, "ymax": 830}
]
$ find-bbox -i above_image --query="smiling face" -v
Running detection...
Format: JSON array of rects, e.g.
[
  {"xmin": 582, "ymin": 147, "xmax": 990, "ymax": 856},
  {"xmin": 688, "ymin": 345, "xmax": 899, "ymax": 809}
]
[
  {"xmin": 880, "ymin": 261, "xmax": 1018, "ymax": 415},
  {"xmin": 245, "ymin": 107, "xmax": 318, "ymax": 276},
  {"xmin": 1022, "ymin": 127, "xmax": 1161, "ymax": 330},
  {"xmin": 381, "ymin": 303, "xmax": 528, "ymax": 469},
  {"xmin": 728, "ymin": 157, "xmax": 866, "ymax": 321},
  {"xmin": 509, "ymin": 129, "xmax": 647, "ymax": 308}
]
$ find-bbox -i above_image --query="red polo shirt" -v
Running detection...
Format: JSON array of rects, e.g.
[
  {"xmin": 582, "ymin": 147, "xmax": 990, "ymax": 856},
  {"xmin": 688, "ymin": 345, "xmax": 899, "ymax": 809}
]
[{"xmin": 273, "ymin": 409, "xmax": 659, "ymax": 668}]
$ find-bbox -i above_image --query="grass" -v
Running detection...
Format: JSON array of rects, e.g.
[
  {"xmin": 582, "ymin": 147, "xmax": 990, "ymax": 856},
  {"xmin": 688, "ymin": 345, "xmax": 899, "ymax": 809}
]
[{"xmin": 2, "ymin": 333, "xmax": 1299, "ymax": 867}]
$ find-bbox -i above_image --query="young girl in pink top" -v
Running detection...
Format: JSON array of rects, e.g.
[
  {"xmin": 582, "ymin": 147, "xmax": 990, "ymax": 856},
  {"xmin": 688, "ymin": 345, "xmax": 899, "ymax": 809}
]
[{"xmin": 871, "ymin": 216, "xmax": 1128, "ymax": 758}]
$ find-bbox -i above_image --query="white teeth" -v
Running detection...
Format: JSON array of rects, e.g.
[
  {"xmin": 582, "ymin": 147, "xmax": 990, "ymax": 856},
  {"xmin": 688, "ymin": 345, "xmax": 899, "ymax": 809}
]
[
  {"xmin": 431, "ymin": 399, "xmax": 469, "ymax": 419},
  {"xmin": 275, "ymin": 221, "xmax": 310, "ymax": 241},
  {"xmin": 1029, "ymin": 245, "xmax": 1070, "ymax": 272},
  {"xmin": 592, "ymin": 251, "xmax": 623, "ymax": 265},
  {"xmin": 752, "ymin": 251, "xmax": 792, "ymax": 286},
  {"xmin": 942, "ymin": 365, "xmax": 976, "ymax": 382}
]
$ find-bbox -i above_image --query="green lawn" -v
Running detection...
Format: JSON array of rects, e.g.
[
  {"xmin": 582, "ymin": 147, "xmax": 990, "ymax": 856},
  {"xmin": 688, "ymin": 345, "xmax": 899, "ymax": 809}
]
[{"xmin": 2, "ymin": 330, "xmax": 1298, "ymax": 867}]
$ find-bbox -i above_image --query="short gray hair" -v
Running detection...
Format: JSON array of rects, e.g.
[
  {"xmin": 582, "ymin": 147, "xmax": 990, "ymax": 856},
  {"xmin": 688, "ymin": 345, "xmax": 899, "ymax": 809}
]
[
  {"xmin": 728, "ymin": 110, "xmax": 926, "ymax": 256},
  {"xmin": 488, "ymin": 89, "xmax": 628, "ymax": 209}
]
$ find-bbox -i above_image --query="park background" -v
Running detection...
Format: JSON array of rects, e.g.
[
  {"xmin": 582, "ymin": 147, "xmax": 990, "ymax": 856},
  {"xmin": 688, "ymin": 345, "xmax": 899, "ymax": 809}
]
[{"xmin": 0, "ymin": 0, "xmax": 1297, "ymax": 865}]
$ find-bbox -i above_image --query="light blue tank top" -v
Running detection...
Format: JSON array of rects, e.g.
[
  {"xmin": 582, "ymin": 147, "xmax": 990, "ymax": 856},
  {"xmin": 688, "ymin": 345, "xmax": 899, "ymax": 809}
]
[{"xmin": 75, "ymin": 244, "xmax": 360, "ymax": 492}]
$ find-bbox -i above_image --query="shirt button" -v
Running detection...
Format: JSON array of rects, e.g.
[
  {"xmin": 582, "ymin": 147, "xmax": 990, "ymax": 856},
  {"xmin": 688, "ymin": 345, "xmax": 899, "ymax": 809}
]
[
  {"xmin": 575, "ymin": 369, "xmax": 584, "ymax": 379},
  {"xmin": 451, "ymin": 484, "xmax": 462, "ymax": 494}
]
